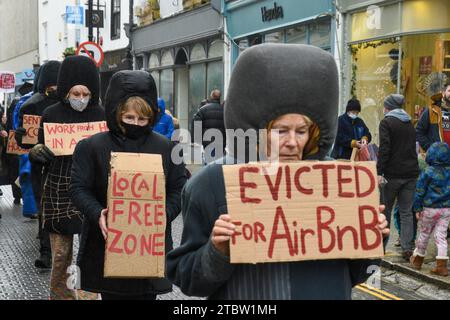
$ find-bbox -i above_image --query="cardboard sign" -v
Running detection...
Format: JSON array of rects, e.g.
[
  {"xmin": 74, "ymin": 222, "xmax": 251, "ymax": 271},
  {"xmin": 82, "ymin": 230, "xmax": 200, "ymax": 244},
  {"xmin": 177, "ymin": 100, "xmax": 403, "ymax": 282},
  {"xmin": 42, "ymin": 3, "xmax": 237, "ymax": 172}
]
[
  {"xmin": 6, "ymin": 131, "xmax": 28, "ymax": 155},
  {"xmin": 223, "ymin": 161, "xmax": 384, "ymax": 264},
  {"xmin": 22, "ymin": 115, "xmax": 41, "ymax": 145},
  {"xmin": 104, "ymin": 153, "xmax": 166, "ymax": 279},
  {"xmin": 44, "ymin": 121, "xmax": 108, "ymax": 156}
]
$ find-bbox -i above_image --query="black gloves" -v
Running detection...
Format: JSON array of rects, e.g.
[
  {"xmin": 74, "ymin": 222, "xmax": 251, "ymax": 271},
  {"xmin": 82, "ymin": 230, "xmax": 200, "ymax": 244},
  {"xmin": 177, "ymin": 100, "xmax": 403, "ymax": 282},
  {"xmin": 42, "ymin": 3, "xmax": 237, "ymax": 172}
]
[
  {"xmin": 29, "ymin": 144, "xmax": 55, "ymax": 164},
  {"xmin": 15, "ymin": 127, "xmax": 26, "ymax": 138}
]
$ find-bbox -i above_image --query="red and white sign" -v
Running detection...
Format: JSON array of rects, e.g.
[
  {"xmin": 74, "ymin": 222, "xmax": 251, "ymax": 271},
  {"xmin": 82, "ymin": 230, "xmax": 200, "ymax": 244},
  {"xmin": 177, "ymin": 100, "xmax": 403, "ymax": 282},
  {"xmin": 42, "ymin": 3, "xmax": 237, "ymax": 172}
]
[
  {"xmin": 0, "ymin": 72, "xmax": 16, "ymax": 93},
  {"xmin": 76, "ymin": 41, "xmax": 104, "ymax": 67}
]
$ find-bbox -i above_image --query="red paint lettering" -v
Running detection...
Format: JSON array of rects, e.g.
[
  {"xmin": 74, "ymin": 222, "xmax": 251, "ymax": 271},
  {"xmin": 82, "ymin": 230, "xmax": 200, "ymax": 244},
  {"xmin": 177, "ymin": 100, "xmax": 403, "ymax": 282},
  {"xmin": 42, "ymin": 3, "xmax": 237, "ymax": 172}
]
[
  {"xmin": 317, "ymin": 206, "xmax": 336, "ymax": 253},
  {"xmin": 300, "ymin": 228, "xmax": 315, "ymax": 255},
  {"xmin": 254, "ymin": 222, "xmax": 266, "ymax": 243},
  {"xmin": 152, "ymin": 175, "xmax": 163, "ymax": 200},
  {"xmin": 355, "ymin": 166, "xmax": 376, "ymax": 198},
  {"xmin": 359, "ymin": 206, "xmax": 382, "ymax": 251},
  {"xmin": 263, "ymin": 166, "xmax": 283, "ymax": 201},
  {"xmin": 337, "ymin": 226, "xmax": 359, "ymax": 251},
  {"xmin": 294, "ymin": 167, "xmax": 313, "ymax": 195},
  {"xmin": 312, "ymin": 164, "xmax": 336, "ymax": 198},
  {"xmin": 108, "ymin": 228, "xmax": 123, "ymax": 254},
  {"xmin": 112, "ymin": 199, "xmax": 125, "ymax": 223},
  {"xmin": 337, "ymin": 165, "xmax": 355, "ymax": 198},
  {"xmin": 124, "ymin": 234, "xmax": 137, "ymax": 255},
  {"xmin": 152, "ymin": 233, "xmax": 165, "ymax": 256},
  {"xmin": 268, "ymin": 206, "xmax": 295, "ymax": 258},
  {"xmin": 239, "ymin": 167, "xmax": 261, "ymax": 204},
  {"xmin": 128, "ymin": 201, "xmax": 142, "ymax": 225}
]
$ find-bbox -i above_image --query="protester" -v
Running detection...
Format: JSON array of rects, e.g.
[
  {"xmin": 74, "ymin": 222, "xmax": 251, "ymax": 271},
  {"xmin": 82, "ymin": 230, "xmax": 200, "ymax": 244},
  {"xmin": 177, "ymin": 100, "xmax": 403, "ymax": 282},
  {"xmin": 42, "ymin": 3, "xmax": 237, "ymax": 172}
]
[
  {"xmin": 70, "ymin": 70, "xmax": 187, "ymax": 300},
  {"xmin": 377, "ymin": 94, "xmax": 419, "ymax": 261},
  {"xmin": 410, "ymin": 142, "xmax": 450, "ymax": 276},
  {"xmin": 15, "ymin": 60, "xmax": 61, "ymax": 269},
  {"xmin": 0, "ymin": 106, "xmax": 7, "ymax": 199},
  {"xmin": 331, "ymin": 99, "xmax": 372, "ymax": 160},
  {"xmin": 167, "ymin": 44, "xmax": 389, "ymax": 300},
  {"xmin": 153, "ymin": 98, "xmax": 175, "ymax": 139},
  {"xmin": 416, "ymin": 82, "xmax": 450, "ymax": 150},
  {"xmin": 192, "ymin": 89, "xmax": 226, "ymax": 163},
  {"xmin": 29, "ymin": 56, "xmax": 105, "ymax": 300}
]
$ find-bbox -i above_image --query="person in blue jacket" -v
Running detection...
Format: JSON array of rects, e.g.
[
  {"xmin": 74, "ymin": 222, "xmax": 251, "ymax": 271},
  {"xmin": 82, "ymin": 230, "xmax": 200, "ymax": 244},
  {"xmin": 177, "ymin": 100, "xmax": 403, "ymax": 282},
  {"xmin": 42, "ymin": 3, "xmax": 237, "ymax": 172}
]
[
  {"xmin": 332, "ymin": 99, "xmax": 372, "ymax": 160},
  {"xmin": 153, "ymin": 98, "xmax": 175, "ymax": 139}
]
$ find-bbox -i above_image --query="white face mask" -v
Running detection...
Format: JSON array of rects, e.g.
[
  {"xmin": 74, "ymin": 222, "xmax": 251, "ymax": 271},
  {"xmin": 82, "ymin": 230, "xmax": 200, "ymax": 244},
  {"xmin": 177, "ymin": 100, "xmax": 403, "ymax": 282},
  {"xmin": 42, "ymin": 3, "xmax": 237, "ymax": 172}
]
[
  {"xmin": 347, "ymin": 112, "xmax": 358, "ymax": 120},
  {"xmin": 69, "ymin": 97, "xmax": 90, "ymax": 112}
]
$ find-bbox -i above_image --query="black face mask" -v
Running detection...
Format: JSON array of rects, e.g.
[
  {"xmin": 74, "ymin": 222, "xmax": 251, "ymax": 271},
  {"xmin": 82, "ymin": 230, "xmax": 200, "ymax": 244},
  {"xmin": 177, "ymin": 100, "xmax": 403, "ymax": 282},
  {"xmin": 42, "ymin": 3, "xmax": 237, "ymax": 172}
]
[
  {"xmin": 121, "ymin": 122, "xmax": 150, "ymax": 140},
  {"xmin": 45, "ymin": 90, "xmax": 59, "ymax": 101}
]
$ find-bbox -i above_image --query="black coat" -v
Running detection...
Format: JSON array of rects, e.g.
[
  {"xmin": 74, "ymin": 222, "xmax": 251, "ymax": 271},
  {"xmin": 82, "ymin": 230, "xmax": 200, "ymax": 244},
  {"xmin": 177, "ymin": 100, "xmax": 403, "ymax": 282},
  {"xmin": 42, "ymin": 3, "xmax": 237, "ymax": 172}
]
[
  {"xmin": 70, "ymin": 70, "xmax": 187, "ymax": 296},
  {"xmin": 377, "ymin": 114, "xmax": 419, "ymax": 179},
  {"xmin": 192, "ymin": 100, "xmax": 226, "ymax": 150}
]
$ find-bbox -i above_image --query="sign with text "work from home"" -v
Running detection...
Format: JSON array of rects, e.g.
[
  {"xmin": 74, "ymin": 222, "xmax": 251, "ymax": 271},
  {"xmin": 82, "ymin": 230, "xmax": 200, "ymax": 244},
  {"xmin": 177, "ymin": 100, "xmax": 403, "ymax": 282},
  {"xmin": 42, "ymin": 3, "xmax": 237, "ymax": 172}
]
[
  {"xmin": 223, "ymin": 161, "xmax": 384, "ymax": 264},
  {"xmin": 44, "ymin": 121, "xmax": 108, "ymax": 156},
  {"xmin": 104, "ymin": 153, "xmax": 166, "ymax": 279}
]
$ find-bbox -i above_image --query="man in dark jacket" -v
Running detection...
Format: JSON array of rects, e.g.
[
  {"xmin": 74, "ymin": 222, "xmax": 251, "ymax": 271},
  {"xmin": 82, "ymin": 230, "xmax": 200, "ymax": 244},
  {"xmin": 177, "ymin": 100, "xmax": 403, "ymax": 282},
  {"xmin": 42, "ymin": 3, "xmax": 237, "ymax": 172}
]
[
  {"xmin": 378, "ymin": 94, "xmax": 419, "ymax": 261},
  {"xmin": 15, "ymin": 61, "xmax": 61, "ymax": 269},
  {"xmin": 332, "ymin": 99, "xmax": 372, "ymax": 159},
  {"xmin": 416, "ymin": 83, "xmax": 450, "ymax": 150},
  {"xmin": 167, "ymin": 44, "xmax": 389, "ymax": 300},
  {"xmin": 192, "ymin": 90, "xmax": 226, "ymax": 164}
]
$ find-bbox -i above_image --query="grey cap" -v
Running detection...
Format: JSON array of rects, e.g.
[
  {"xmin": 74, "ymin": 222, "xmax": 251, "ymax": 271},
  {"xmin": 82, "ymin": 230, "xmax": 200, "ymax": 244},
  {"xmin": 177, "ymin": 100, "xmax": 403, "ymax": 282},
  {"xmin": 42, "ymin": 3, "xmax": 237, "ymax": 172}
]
[
  {"xmin": 224, "ymin": 43, "xmax": 339, "ymax": 160},
  {"xmin": 384, "ymin": 94, "xmax": 405, "ymax": 110}
]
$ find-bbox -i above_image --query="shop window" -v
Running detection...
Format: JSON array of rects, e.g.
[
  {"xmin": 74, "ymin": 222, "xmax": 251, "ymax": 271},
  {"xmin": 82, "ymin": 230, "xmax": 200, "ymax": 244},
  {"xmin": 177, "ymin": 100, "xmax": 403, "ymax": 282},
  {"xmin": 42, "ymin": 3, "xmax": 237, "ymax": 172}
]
[
  {"xmin": 402, "ymin": 0, "xmax": 450, "ymax": 34},
  {"xmin": 149, "ymin": 53, "xmax": 160, "ymax": 69},
  {"xmin": 161, "ymin": 50, "xmax": 174, "ymax": 67},
  {"xmin": 151, "ymin": 71, "xmax": 160, "ymax": 94},
  {"xmin": 286, "ymin": 25, "xmax": 308, "ymax": 44},
  {"xmin": 350, "ymin": 39, "xmax": 400, "ymax": 144},
  {"xmin": 208, "ymin": 41, "xmax": 223, "ymax": 59},
  {"xmin": 207, "ymin": 61, "xmax": 224, "ymax": 98},
  {"xmin": 111, "ymin": 0, "xmax": 121, "ymax": 39},
  {"xmin": 160, "ymin": 69, "xmax": 174, "ymax": 114},
  {"xmin": 189, "ymin": 63, "xmax": 207, "ymax": 132},
  {"xmin": 265, "ymin": 31, "xmax": 284, "ymax": 43},
  {"xmin": 238, "ymin": 39, "xmax": 249, "ymax": 55},
  {"xmin": 310, "ymin": 20, "xmax": 331, "ymax": 49},
  {"xmin": 191, "ymin": 44, "xmax": 207, "ymax": 62},
  {"xmin": 401, "ymin": 33, "xmax": 450, "ymax": 122}
]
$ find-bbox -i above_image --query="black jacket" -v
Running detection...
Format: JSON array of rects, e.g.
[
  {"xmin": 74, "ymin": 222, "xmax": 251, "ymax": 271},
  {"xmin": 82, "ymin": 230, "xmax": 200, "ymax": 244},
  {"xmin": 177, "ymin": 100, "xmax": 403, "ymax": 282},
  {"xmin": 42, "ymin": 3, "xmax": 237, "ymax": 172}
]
[
  {"xmin": 192, "ymin": 100, "xmax": 225, "ymax": 150},
  {"xmin": 70, "ymin": 70, "xmax": 187, "ymax": 296},
  {"xmin": 416, "ymin": 103, "xmax": 446, "ymax": 152},
  {"xmin": 332, "ymin": 114, "xmax": 372, "ymax": 160},
  {"xmin": 33, "ymin": 56, "xmax": 105, "ymax": 234},
  {"xmin": 377, "ymin": 110, "xmax": 419, "ymax": 179}
]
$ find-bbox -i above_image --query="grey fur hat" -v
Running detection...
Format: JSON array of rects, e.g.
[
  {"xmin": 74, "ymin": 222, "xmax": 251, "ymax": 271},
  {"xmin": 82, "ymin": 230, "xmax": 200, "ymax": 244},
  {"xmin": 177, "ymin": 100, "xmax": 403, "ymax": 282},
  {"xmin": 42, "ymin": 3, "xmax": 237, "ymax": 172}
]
[{"xmin": 224, "ymin": 44, "xmax": 339, "ymax": 160}]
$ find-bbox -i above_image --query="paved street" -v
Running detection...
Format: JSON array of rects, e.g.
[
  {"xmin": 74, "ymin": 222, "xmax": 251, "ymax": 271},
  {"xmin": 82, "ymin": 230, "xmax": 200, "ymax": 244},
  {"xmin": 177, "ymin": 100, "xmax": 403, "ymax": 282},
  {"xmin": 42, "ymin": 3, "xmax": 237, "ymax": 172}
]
[{"xmin": 1, "ymin": 185, "xmax": 450, "ymax": 301}]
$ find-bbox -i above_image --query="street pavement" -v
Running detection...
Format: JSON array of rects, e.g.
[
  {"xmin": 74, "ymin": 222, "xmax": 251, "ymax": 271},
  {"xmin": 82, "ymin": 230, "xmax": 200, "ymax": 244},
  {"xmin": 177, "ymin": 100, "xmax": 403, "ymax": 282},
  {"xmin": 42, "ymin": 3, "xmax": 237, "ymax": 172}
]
[{"xmin": 1, "ymin": 184, "xmax": 450, "ymax": 300}]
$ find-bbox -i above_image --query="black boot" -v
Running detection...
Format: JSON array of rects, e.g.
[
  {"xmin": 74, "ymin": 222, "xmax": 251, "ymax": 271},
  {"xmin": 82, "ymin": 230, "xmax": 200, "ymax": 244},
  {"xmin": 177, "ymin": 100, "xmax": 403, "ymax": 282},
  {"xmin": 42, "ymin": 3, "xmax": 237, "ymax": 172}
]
[{"xmin": 35, "ymin": 253, "xmax": 52, "ymax": 269}]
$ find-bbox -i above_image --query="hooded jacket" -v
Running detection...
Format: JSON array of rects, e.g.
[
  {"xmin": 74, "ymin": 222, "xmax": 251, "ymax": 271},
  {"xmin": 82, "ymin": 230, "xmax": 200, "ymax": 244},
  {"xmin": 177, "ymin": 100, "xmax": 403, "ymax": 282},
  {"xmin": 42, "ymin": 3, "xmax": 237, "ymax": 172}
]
[
  {"xmin": 167, "ymin": 44, "xmax": 380, "ymax": 300},
  {"xmin": 192, "ymin": 98, "xmax": 225, "ymax": 150},
  {"xmin": 413, "ymin": 142, "xmax": 450, "ymax": 212},
  {"xmin": 153, "ymin": 98, "xmax": 175, "ymax": 139},
  {"xmin": 377, "ymin": 108, "xmax": 419, "ymax": 179},
  {"xmin": 70, "ymin": 70, "xmax": 187, "ymax": 296},
  {"xmin": 17, "ymin": 60, "xmax": 61, "ymax": 149},
  {"xmin": 35, "ymin": 56, "xmax": 105, "ymax": 234}
]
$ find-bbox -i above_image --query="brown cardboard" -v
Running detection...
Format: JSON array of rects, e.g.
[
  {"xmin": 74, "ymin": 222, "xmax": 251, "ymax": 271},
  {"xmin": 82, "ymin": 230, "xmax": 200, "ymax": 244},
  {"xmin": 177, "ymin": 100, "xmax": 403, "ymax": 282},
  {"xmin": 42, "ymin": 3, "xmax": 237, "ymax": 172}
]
[
  {"xmin": 223, "ymin": 161, "xmax": 384, "ymax": 264},
  {"xmin": 22, "ymin": 115, "xmax": 41, "ymax": 145},
  {"xmin": 43, "ymin": 121, "xmax": 109, "ymax": 156},
  {"xmin": 104, "ymin": 153, "xmax": 166, "ymax": 279},
  {"xmin": 6, "ymin": 131, "xmax": 28, "ymax": 155}
]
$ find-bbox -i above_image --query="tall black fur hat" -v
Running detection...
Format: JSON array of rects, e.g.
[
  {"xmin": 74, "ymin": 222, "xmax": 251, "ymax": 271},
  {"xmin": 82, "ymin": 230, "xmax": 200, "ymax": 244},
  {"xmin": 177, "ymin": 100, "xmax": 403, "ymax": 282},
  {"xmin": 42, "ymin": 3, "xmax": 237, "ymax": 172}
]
[
  {"xmin": 37, "ymin": 60, "xmax": 61, "ymax": 94},
  {"xmin": 57, "ymin": 55, "xmax": 100, "ymax": 105},
  {"xmin": 224, "ymin": 44, "xmax": 339, "ymax": 160}
]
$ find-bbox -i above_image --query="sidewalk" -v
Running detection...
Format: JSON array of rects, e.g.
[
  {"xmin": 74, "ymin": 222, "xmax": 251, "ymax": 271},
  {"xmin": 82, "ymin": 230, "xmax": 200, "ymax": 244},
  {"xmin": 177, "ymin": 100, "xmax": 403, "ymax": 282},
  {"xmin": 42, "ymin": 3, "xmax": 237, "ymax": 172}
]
[{"xmin": 383, "ymin": 229, "xmax": 450, "ymax": 290}]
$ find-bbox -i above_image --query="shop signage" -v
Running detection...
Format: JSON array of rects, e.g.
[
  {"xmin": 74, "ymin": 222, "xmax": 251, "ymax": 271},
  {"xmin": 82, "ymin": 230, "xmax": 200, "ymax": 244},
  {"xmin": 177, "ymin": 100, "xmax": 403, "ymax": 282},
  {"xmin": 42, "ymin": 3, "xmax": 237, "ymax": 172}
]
[{"xmin": 261, "ymin": 2, "xmax": 284, "ymax": 23}]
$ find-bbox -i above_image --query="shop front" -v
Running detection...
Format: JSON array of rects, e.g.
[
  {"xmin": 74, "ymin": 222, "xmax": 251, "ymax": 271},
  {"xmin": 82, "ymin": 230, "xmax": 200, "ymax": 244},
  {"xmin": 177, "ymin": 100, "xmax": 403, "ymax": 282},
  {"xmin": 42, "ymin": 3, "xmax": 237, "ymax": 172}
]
[
  {"xmin": 341, "ymin": 0, "xmax": 450, "ymax": 143},
  {"xmin": 131, "ymin": 4, "xmax": 224, "ymax": 132},
  {"xmin": 225, "ymin": 0, "xmax": 335, "ymax": 64}
]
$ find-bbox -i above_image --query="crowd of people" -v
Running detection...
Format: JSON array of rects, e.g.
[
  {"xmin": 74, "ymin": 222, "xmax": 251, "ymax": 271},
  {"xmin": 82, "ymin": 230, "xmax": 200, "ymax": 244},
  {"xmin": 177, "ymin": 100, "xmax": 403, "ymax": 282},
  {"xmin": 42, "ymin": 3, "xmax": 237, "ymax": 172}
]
[{"xmin": 0, "ymin": 42, "xmax": 447, "ymax": 300}]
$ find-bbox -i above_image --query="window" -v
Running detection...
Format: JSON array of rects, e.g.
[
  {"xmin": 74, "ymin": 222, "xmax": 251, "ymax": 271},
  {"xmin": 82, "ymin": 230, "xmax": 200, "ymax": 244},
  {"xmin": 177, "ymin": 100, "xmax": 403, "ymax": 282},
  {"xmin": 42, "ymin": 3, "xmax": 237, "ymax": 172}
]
[
  {"xmin": 286, "ymin": 25, "xmax": 308, "ymax": 44},
  {"xmin": 160, "ymin": 69, "xmax": 174, "ymax": 115},
  {"xmin": 190, "ymin": 44, "xmax": 206, "ymax": 62},
  {"xmin": 111, "ymin": 0, "xmax": 121, "ymax": 39}
]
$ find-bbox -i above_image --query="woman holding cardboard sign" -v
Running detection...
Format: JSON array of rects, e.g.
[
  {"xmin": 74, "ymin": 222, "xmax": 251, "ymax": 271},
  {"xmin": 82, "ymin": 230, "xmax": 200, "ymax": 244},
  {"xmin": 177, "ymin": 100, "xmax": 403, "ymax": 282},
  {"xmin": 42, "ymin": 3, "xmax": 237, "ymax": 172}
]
[
  {"xmin": 70, "ymin": 70, "xmax": 187, "ymax": 300},
  {"xmin": 167, "ymin": 44, "xmax": 390, "ymax": 300},
  {"xmin": 28, "ymin": 56, "xmax": 105, "ymax": 300}
]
